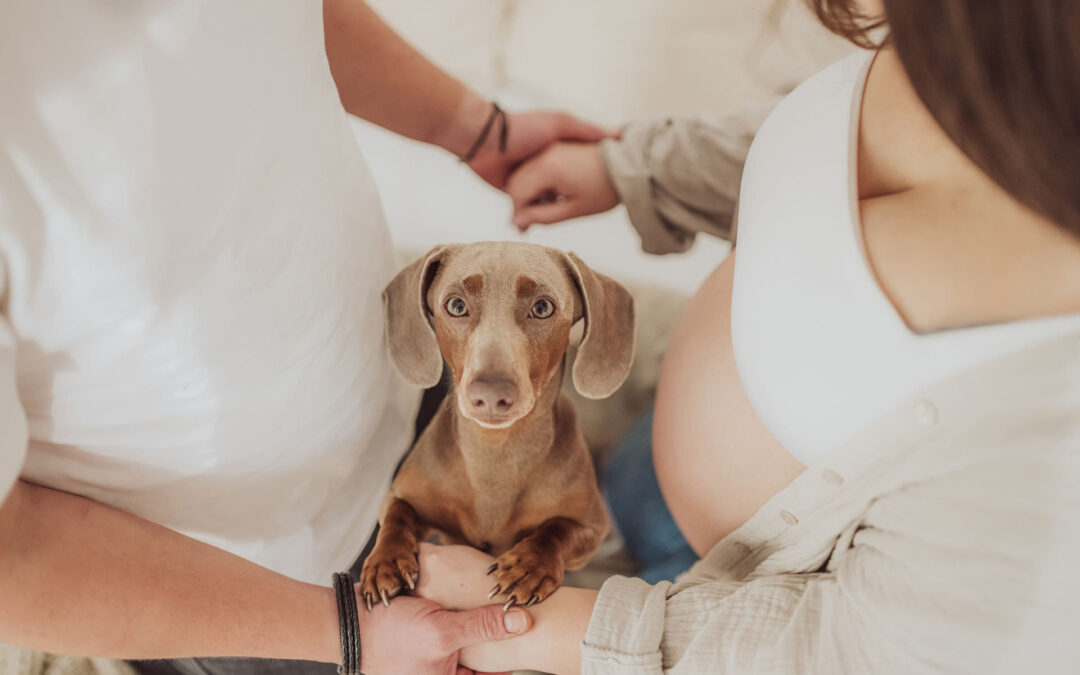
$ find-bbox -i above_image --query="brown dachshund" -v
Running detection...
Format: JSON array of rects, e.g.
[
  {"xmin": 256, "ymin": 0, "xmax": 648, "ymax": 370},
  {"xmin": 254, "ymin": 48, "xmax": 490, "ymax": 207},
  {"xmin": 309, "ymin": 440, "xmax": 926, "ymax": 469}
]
[{"xmin": 359, "ymin": 242, "xmax": 635, "ymax": 611}]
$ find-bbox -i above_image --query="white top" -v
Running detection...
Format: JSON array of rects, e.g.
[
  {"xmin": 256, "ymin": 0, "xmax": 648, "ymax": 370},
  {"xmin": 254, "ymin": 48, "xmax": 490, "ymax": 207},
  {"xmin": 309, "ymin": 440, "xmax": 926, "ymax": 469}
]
[
  {"xmin": 0, "ymin": 2, "xmax": 416, "ymax": 583},
  {"xmin": 731, "ymin": 51, "xmax": 1080, "ymax": 465}
]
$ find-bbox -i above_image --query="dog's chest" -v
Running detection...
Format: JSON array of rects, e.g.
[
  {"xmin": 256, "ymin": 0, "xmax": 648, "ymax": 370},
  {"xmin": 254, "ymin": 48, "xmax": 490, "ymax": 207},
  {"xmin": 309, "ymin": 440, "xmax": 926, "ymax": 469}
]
[{"xmin": 456, "ymin": 459, "xmax": 540, "ymax": 550}]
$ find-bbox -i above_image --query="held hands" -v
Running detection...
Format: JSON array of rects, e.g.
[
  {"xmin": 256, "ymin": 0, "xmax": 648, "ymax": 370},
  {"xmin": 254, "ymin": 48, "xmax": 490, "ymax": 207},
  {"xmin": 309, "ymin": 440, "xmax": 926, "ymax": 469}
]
[
  {"xmin": 414, "ymin": 542, "xmax": 502, "ymax": 610},
  {"xmin": 355, "ymin": 567, "xmax": 531, "ymax": 675},
  {"xmin": 466, "ymin": 110, "xmax": 615, "ymax": 190},
  {"xmin": 505, "ymin": 142, "xmax": 621, "ymax": 231},
  {"xmin": 446, "ymin": 96, "xmax": 623, "ymax": 230}
]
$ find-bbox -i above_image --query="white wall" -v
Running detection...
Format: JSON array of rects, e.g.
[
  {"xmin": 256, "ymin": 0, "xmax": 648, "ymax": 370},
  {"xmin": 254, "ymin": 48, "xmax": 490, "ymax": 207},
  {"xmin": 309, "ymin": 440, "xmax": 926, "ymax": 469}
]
[{"xmin": 355, "ymin": 0, "xmax": 852, "ymax": 293}]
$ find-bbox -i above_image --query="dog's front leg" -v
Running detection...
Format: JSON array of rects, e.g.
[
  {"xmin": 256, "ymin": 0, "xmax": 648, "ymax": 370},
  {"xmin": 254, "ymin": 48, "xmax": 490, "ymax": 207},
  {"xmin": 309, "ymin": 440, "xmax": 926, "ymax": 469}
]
[
  {"xmin": 358, "ymin": 497, "xmax": 426, "ymax": 611},
  {"xmin": 487, "ymin": 516, "xmax": 602, "ymax": 608}
]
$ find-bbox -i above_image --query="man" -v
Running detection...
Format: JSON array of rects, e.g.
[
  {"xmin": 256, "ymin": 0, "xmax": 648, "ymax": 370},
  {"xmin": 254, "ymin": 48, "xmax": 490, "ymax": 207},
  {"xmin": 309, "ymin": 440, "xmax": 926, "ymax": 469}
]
[{"xmin": 0, "ymin": 1, "xmax": 608, "ymax": 672}]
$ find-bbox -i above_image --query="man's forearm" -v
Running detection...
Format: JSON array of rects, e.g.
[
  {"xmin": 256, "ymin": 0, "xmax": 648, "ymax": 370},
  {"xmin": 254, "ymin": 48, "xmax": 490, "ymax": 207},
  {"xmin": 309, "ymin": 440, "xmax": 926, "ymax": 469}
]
[
  {"xmin": 0, "ymin": 480, "xmax": 340, "ymax": 662},
  {"xmin": 323, "ymin": 0, "xmax": 490, "ymax": 157}
]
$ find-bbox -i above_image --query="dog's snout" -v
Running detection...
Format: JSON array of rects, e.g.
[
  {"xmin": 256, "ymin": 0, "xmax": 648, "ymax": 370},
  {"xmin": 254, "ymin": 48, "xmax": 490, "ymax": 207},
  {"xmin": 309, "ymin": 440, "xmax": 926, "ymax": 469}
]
[{"xmin": 467, "ymin": 376, "xmax": 518, "ymax": 418}]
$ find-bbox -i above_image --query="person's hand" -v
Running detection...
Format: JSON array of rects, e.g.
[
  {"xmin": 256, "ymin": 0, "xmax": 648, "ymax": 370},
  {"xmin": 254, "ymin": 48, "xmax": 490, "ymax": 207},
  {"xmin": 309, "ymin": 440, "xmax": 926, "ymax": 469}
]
[
  {"xmin": 505, "ymin": 141, "xmax": 621, "ymax": 231},
  {"xmin": 466, "ymin": 110, "xmax": 615, "ymax": 190},
  {"xmin": 414, "ymin": 542, "xmax": 500, "ymax": 611},
  {"xmin": 414, "ymin": 543, "xmax": 536, "ymax": 674},
  {"xmin": 355, "ymin": 585, "xmax": 530, "ymax": 675},
  {"xmin": 414, "ymin": 543, "xmax": 596, "ymax": 675}
]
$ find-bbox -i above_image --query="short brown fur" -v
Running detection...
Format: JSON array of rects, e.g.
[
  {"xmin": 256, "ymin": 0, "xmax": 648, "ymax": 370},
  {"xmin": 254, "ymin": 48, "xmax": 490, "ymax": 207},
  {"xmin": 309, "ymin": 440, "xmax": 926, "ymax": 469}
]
[{"xmin": 360, "ymin": 242, "xmax": 636, "ymax": 610}]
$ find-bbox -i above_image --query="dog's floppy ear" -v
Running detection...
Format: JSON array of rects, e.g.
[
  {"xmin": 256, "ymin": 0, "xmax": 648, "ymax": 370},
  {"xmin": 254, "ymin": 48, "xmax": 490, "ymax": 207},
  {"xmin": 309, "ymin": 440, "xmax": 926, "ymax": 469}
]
[
  {"xmin": 561, "ymin": 251, "xmax": 636, "ymax": 399},
  {"xmin": 383, "ymin": 245, "xmax": 454, "ymax": 388}
]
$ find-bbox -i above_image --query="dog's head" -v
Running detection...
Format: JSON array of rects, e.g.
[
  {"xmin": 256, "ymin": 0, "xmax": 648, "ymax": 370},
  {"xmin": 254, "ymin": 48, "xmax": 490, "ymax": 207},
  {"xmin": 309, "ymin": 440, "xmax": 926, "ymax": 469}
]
[{"xmin": 384, "ymin": 242, "xmax": 635, "ymax": 428}]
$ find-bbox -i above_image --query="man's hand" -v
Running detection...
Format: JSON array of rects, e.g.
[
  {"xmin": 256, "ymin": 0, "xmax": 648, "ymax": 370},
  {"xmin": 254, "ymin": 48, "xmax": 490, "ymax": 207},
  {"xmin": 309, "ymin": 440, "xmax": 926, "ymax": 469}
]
[
  {"xmin": 465, "ymin": 109, "xmax": 615, "ymax": 190},
  {"xmin": 356, "ymin": 588, "xmax": 531, "ymax": 675},
  {"xmin": 412, "ymin": 543, "xmax": 598, "ymax": 675},
  {"xmin": 505, "ymin": 142, "xmax": 622, "ymax": 230}
]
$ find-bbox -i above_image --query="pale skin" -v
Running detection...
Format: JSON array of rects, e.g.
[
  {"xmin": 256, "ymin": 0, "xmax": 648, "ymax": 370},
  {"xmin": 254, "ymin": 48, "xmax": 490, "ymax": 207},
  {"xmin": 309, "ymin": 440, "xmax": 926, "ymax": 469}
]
[
  {"xmin": 418, "ymin": 30, "xmax": 1080, "ymax": 675},
  {"xmin": 0, "ymin": 0, "xmax": 617, "ymax": 671}
]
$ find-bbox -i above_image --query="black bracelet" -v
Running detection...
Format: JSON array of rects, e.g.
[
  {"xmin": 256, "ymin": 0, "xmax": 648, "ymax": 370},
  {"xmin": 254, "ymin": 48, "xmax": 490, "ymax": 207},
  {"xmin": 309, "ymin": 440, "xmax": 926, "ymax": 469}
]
[
  {"xmin": 460, "ymin": 102, "xmax": 509, "ymax": 163},
  {"xmin": 333, "ymin": 572, "xmax": 363, "ymax": 674}
]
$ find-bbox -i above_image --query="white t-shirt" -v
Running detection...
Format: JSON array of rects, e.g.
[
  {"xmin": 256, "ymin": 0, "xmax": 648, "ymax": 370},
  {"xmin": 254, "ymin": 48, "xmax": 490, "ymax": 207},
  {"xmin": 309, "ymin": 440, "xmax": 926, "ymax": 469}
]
[{"xmin": 0, "ymin": 1, "xmax": 416, "ymax": 583}]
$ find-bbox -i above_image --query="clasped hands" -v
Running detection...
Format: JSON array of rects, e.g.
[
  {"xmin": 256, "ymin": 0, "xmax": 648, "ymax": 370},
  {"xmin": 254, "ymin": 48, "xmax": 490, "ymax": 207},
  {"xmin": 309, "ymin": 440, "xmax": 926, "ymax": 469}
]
[
  {"xmin": 355, "ymin": 543, "xmax": 536, "ymax": 675},
  {"xmin": 463, "ymin": 109, "xmax": 622, "ymax": 232}
]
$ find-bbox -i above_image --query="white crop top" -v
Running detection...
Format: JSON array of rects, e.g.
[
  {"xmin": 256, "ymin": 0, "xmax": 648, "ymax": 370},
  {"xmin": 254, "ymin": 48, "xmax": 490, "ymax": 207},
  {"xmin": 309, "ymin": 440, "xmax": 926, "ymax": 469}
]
[{"xmin": 731, "ymin": 51, "xmax": 1080, "ymax": 465}]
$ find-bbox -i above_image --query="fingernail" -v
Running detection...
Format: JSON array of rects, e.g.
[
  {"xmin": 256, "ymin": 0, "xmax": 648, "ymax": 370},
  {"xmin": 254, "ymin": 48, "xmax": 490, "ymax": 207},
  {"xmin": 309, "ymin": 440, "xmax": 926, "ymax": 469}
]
[{"xmin": 503, "ymin": 609, "xmax": 526, "ymax": 634}]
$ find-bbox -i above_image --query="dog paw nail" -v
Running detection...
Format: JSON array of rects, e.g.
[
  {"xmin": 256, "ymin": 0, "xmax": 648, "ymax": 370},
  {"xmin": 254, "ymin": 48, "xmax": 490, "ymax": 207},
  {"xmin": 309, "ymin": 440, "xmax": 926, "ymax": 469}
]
[
  {"xmin": 503, "ymin": 596, "xmax": 517, "ymax": 612},
  {"xmin": 525, "ymin": 594, "xmax": 539, "ymax": 607},
  {"xmin": 487, "ymin": 584, "xmax": 502, "ymax": 599},
  {"xmin": 405, "ymin": 574, "xmax": 416, "ymax": 591},
  {"xmin": 380, "ymin": 589, "xmax": 391, "ymax": 608},
  {"xmin": 487, "ymin": 563, "xmax": 498, "ymax": 575},
  {"xmin": 364, "ymin": 594, "xmax": 373, "ymax": 612}
]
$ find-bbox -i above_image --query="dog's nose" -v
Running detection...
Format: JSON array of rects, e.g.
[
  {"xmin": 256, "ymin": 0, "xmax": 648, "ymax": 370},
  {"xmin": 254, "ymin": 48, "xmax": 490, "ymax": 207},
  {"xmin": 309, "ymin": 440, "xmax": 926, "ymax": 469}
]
[{"xmin": 467, "ymin": 377, "xmax": 517, "ymax": 417}]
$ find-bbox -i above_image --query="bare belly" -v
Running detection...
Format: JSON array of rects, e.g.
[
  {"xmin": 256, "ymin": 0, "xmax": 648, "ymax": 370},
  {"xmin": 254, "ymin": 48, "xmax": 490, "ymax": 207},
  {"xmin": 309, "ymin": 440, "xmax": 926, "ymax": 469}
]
[{"xmin": 653, "ymin": 252, "xmax": 806, "ymax": 555}]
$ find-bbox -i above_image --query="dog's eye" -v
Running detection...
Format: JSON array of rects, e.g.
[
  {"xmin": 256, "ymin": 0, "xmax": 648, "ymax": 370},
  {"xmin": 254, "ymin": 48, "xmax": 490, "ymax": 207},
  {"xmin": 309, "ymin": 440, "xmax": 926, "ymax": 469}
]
[
  {"xmin": 445, "ymin": 297, "xmax": 469, "ymax": 317},
  {"xmin": 530, "ymin": 298, "xmax": 555, "ymax": 319}
]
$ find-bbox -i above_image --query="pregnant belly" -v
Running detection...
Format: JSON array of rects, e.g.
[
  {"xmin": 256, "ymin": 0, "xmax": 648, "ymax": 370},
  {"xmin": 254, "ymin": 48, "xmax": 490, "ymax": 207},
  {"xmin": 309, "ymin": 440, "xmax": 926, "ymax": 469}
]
[{"xmin": 653, "ymin": 252, "xmax": 806, "ymax": 554}]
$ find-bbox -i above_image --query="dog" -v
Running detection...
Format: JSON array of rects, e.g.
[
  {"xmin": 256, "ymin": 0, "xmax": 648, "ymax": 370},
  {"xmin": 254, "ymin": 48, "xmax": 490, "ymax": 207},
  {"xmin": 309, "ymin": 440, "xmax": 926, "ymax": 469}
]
[{"xmin": 358, "ymin": 242, "xmax": 635, "ymax": 611}]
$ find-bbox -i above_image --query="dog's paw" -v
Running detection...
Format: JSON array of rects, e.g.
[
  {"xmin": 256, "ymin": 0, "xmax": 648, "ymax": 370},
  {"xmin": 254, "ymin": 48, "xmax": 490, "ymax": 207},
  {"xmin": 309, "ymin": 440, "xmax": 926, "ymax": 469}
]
[
  {"xmin": 358, "ymin": 547, "xmax": 420, "ymax": 611},
  {"xmin": 486, "ymin": 544, "xmax": 564, "ymax": 609}
]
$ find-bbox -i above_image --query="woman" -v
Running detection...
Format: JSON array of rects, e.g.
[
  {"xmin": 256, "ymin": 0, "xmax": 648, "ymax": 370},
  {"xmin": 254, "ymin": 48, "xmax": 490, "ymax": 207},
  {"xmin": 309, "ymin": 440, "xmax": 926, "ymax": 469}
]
[{"xmin": 413, "ymin": 0, "xmax": 1080, "ymax": 672}]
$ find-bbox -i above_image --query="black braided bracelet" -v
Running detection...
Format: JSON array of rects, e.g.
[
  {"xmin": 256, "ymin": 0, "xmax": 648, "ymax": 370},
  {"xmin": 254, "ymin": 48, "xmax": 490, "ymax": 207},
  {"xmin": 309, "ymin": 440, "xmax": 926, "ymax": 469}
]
[
  {"xmin": 333, "ymin": 572, "xmax": 363, "ymax": 674},
  {"xmin": 460, "ymin": 102, "xmax": 509, "ymax": 163}
]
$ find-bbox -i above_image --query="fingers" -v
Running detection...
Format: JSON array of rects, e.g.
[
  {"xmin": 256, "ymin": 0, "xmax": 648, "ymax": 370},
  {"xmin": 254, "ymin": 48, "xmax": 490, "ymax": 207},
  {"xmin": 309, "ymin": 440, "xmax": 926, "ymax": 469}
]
[
  {"xmin": 442, "ymin": 604, "xmax": 533, "ymax": 651},
  {"xmin": 504, "ymin": 153, "xmax": 580, "ymax": 228},
  {"xmin": 556, "ymin": 114, "xmax": 617, "ymax": 143},
  {"xmin": 512, "ymin": 199, "xmax": 580, "ymax": 230},
  {"xmin": 505, "ymin": 159, "xmax": 558, "ymax": 213}
]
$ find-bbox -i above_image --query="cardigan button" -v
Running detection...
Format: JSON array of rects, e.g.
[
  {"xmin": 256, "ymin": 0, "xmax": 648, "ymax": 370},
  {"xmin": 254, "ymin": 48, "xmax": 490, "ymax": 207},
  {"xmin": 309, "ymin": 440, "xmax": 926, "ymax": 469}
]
[
  {"xmin": 821, "ymin": 469, "xmax": 844, "ymax": 486},
  {"xmin": 914, "ymin": 399, "xmax": 938, "ymax": 426},
  {"xmin": 779, "ymin": 510, "xmax": 798, "ymax": 525}
]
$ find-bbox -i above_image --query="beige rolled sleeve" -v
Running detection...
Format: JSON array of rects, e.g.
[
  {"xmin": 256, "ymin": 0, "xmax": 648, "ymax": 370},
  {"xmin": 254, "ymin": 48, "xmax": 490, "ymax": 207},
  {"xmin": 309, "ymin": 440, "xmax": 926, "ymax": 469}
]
[
  {"xmin": 600, "ymin": 101, "xmax": 776, "ymax": 254},
  {"xmin": 581, "ymin": 439, "xmax": 1079, "ymax": 674}
]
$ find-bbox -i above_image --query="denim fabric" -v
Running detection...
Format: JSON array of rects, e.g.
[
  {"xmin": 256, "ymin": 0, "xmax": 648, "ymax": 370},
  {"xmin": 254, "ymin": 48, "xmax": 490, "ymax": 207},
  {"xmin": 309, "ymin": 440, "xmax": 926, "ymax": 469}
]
[{"xmin": 602, "ymin": 409, "xmax": 698, "ymax": 584}]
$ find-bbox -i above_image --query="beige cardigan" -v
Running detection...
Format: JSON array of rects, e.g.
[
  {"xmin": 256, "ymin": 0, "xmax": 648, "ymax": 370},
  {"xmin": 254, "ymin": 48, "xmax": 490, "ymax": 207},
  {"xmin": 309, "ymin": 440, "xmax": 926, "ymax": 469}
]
[{"xmin": 584, "ymin": 115, "xmax": 1080, "ymax": 673}]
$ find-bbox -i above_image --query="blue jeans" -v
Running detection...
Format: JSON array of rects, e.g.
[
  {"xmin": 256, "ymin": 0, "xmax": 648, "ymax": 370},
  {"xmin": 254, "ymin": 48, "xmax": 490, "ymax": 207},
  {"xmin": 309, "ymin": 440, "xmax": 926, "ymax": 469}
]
[{"xmin": 603, "ymin": 409, "xmax": 698, "ymax": 584}]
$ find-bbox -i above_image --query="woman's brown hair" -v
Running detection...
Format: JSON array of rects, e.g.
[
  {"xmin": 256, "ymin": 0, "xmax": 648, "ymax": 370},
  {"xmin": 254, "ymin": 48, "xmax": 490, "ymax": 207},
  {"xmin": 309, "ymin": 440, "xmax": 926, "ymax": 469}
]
[{"xmin": 807, "ymin": 0, "xmax": 1080, "ymax": 238}]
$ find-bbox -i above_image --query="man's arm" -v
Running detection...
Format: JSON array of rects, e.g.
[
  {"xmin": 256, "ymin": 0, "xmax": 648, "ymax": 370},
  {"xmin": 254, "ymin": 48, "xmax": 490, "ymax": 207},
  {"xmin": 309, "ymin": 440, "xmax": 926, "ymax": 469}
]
[
  {"xmin": 0, "ymin": 479, "xmax": 534, "ymax": 668},
  {"xmin": 322, "ymin": 0, "xmax": 483, "ymax": 157},
  {"xmin": 322, "ymin": 0, "xmax": 612, "ymax": 188},
  {"xmin": 0, "ymin": 479, "xmax": 340, "ymax": 661}
]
